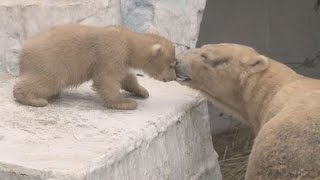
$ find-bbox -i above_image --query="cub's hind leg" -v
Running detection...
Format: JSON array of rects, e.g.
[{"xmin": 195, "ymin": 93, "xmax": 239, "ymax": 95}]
[{"xmin": 13, "ymin": 74, "xmax": 61, "ymax": 107}]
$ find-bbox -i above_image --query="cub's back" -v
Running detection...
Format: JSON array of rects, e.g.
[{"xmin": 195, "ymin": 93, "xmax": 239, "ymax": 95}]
[
  {"xmin": 22, "ymin": 24, "xmax": 127, "ymax": 55},
  {"xmin": 19, "ymin": 24, "xmax": 128, "ymax": 75}
]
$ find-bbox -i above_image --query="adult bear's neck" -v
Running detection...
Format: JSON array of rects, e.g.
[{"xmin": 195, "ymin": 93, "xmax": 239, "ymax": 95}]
[{"xmin": 240, "ymin": 59, "xmax": 299, "ymax": 135}]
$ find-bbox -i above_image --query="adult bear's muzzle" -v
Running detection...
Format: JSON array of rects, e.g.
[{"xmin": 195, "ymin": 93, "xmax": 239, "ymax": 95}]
[
  {"xmin": 175, "ymin": 49, "xmax": 202, "ymax": 82},
  {"xmin": 175, "ymin": 61, "xmax": 191, "ymax": 81}
]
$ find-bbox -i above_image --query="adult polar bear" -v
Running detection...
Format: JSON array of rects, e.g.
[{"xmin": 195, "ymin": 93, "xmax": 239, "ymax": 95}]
[{"xmin": 175, "ymin": 43, "xmax": 320, "ymax": 180}]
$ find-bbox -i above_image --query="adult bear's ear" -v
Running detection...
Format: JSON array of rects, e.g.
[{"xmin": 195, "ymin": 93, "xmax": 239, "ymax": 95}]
[
  {"xmin": 242, "ymin": 55, "xmax": 269, "ymax": 74},
  {"xmin": 151, "ymin": 44, "xmax": 162, "ymax": 57}
]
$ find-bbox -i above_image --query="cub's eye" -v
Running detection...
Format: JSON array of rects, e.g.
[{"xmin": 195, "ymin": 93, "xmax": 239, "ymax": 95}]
[{"xmin": 169, "ymin": 61, "xmax": 176, "ymax": 69}]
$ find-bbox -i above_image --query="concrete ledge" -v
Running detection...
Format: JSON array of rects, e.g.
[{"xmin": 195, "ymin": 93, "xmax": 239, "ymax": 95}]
[{"xmin": 0, "ymin": 75, "xmax": 221, "ymax": 180}]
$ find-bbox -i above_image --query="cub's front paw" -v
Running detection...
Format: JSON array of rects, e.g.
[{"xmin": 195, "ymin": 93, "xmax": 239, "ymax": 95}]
[
  {"xmin": 105, "ymin": 98, "xmax": 138, "ymax": 110},
  {"xmin": 48, "ymin": 93, "xmax": 60, "ymax": 101},
  {"xmin": 27, "ymin": 98, "xmax": 49, "ymax": 107},
  {"xmin": 135, "ymin": 86, "xmax": 149, "ymax": 98}
]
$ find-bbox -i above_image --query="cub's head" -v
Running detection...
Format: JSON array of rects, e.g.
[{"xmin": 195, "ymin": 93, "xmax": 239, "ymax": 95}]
[
  {"xmin": 142, "ymin": 35, "xmax": 176, "ymax": 82},
  {"xmin": 175, "ymin": 43, "xmax": 269, "ymax": 119}
]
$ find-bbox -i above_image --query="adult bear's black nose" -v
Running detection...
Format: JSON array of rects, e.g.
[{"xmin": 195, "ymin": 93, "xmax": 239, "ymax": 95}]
[{"xmin": 175, "ymin": 60, "xmax": 191, "ymax": 81}]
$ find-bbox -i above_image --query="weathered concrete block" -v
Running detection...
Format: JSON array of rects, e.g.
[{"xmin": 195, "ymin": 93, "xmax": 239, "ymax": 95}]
[
  {"xmin": 0, "ymin": 75, "xmax": 221, "ymax": 180},
  {"xmin": 207, "ymin": 102, "xmax": 243, "ymax": 135}
]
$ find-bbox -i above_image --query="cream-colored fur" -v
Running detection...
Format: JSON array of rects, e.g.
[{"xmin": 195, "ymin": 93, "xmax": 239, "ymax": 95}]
[
  {"xmin": 13, "ymin": 24, "xmax": 176, "ymax": 110},
  {"xmin": 175, "ymin": 43, "xmax": 320, "ymax": 180}
]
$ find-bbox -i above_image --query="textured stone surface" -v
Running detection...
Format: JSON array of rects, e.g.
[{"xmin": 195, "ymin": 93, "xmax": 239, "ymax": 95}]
[
  {"xmin": 207, "ymin": 102, "xmax": 244, "ymax": 135},
  {"xmin": 0, "ymin": 0, "xmax": 206, "ymax": 76},
  {"xmin": 0, "ymin": 75, "xmax": 221, "ymax": 180},
  {"xmin": 121, "ymin": 0, "xmax": 206, "ymax": 53}
]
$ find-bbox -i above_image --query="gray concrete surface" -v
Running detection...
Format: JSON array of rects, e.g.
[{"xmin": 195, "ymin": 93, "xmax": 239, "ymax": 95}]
[
  {"xmin": 197, "ymin": 0, "xmax": 320, "ymax": 133},
  {"xmin": 0, "ymin": 75, "xmax": 221, "ymax": 180}
]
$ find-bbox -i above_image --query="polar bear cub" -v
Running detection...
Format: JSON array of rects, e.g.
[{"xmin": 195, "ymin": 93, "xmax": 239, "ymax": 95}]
[{"xmin": 13, "ymin": 24, "xmax": 176, "ymax": 110}]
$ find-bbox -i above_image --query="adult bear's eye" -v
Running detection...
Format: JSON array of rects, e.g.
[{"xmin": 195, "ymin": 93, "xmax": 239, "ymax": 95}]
[
  {"xmin": 211, "ymin": 58, "xmax": 229, "ymax": 67},
  {"xmin": 204, "ymin": 57, "xmax": 229, "ymax": 68},
  {"xmin": 201, "ymin": 53, "xmax": 207, "ymax": 59}
]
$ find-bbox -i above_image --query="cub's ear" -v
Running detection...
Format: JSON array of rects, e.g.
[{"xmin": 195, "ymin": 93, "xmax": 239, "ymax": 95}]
[
  {"xmin": 151, "ymin": 44, "xmax": 162, "ymax": 57},
  {"xmin": 242, "ymin": 55, "xmax": 269, "ymax": 74}
]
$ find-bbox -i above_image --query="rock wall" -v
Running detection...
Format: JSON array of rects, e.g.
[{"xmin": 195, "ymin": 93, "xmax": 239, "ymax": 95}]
[{"xmin": 0, "ymin": 0, "xmax": 207, "ymax": 76}]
